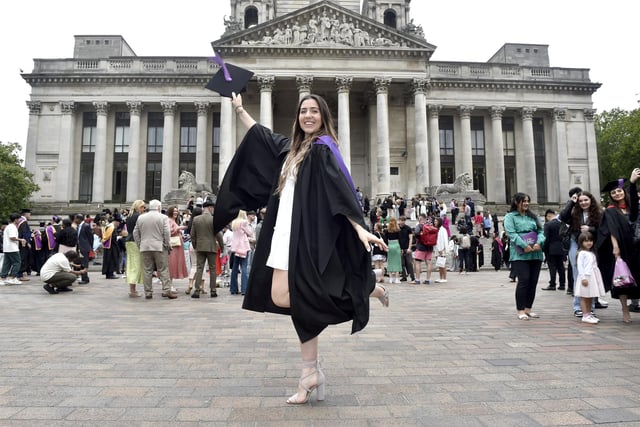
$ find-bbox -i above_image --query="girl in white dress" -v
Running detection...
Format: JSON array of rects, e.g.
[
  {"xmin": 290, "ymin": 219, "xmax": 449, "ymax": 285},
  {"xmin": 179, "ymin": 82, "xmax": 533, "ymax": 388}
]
[{"xmin": 575, "ymin": 231, "xmax": 606, "ymax": 324}]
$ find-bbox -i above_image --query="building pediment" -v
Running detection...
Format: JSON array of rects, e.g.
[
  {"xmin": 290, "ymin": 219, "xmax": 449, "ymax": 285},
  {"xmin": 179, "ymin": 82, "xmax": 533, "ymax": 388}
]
[{"xmin": 213, "ymin": 0, "xmax": 435, "ymax": 58}]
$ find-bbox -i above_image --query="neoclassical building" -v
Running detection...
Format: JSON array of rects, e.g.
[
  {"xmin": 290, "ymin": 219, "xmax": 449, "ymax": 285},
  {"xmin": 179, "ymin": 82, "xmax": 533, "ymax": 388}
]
[{"xmin": 22, "ymin": 0, "xmax": 600, "ymax": 206}]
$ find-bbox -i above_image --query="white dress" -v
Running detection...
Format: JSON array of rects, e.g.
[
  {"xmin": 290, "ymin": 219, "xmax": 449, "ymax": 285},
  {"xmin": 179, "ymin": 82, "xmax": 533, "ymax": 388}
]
[
  {"xmin": 266, "ymin": 174, "xmax": 296, "ymax": 270},
  {"xmin": 574, "ymin": 250, "xmax": 606, "ymax": 298}
]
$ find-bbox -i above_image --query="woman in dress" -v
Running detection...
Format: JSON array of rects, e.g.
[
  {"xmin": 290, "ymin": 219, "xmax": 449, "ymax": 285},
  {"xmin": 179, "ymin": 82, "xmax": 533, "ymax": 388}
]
[
  {"xmin": 596, "ymin": 169, "xmax": 640, "ymax": 323},
  {"xmin": 371, "ymin": 222, "xmax": 386, "ymax": 281},
  {"xmin": 125, "ymin": 200, "xmax": 146, "ymax": 297},
  {"xmin": 433, "ymin": 216, "xmax": 449, "ymax": 283},
  {"xmin": 559, "ymin": 188, "xmax": 603, "ymax": 314},
  {"xmin": 215, "ymin": 91, "xmax": 388, "ymax": 405},
  {"xmin": 166, "ymin": 206, "xmax": 188, "ymax": 280},
  {"xmin": 383, "ymin": 217, "xmax": 402, "ymax": 283},
  {"xmin": 503, "ymin": 192, "xmax": 545, "ymax": 320},
  {"xmin": 229, "ymin": 209, "xmax": 253, "ymax": 295}
]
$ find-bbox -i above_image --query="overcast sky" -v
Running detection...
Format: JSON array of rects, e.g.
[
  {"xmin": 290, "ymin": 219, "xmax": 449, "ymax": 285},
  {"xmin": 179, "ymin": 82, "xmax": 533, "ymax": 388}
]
[{"xmin": 1, "ymin": 0, "xmax": 638, "ymax": 150}]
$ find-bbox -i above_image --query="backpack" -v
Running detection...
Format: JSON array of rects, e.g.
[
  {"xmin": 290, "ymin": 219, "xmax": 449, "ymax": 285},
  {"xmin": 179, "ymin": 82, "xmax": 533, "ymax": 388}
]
[
  {"xmin": 461, "ymin": 234, "xmax": 471, "ymax": 249},
  {"xmin": 419, "ymin": 224, "xmax": 438, "ymax": 247}
]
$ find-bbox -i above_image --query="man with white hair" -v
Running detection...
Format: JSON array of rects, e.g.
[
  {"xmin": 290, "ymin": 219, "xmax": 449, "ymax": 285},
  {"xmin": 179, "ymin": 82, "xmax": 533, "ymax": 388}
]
[{"xmin": 133, "ymin": 199, "xmax": 177, "ymax": 299}]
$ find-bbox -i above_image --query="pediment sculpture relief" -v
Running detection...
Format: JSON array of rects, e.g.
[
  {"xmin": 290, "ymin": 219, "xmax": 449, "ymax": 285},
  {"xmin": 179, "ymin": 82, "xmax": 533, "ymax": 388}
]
[{"xmin": 240, "ymin": 12, "xmax": 401, "ymax": 48}]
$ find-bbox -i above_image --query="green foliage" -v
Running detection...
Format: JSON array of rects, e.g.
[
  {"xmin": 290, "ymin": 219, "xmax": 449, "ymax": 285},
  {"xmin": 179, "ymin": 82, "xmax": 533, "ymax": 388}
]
[
  {"xmin": 0, "ymin": 142, "xmax": 39, "ymax": 220},
  {"xmin": 595, "ymin": 108, "xmax": 640, "ymax": 185}
]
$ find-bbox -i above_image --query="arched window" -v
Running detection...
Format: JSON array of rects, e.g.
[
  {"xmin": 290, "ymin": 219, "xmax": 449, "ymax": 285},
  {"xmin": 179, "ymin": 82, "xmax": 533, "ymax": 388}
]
[
  {"xmin": 244, "ymin": 6, "xmax": 258, "ymax": 29},
  {"xmin": 383, "ymin": 9, "xmax": 397, "ymax": 28}
]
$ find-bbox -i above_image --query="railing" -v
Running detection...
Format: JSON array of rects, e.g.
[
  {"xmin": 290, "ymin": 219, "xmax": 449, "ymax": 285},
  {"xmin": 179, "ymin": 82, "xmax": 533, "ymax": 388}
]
[
  {"xmin": 32, "ymin": 57, "xmax": 218, "ymax": 74},
  {"xmin": 429, "ymin": 61, "xmax": 591, "ymax": 82}
]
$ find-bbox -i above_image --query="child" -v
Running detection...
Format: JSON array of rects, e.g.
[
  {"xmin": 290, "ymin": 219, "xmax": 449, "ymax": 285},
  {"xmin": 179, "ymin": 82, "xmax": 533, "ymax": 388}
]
[{"xmin": 575, "ymin": 232, "xmax": 606, "ymax": 324}]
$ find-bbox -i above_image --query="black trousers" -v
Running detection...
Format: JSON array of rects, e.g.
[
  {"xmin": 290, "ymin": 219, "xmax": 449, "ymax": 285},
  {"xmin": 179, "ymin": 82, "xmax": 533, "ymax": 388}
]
[
  {"xmin": 546, "ymin": 254, "xmax": 565, "ymax": 287},
  {"xmin": 512, "ymin": 260, "xmax": 542, "ymax": 311},
  {"xmin": 400, "ymin": 249, "xmax": 415, "ymax": 280},
  {"xmin": 78, "ymin": 247, "xmax": 91, "ymax": 282}
]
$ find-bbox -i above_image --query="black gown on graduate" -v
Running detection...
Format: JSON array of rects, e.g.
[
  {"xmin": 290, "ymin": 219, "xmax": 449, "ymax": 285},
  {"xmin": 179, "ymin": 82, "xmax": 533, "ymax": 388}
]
[
  {"xmin": 214, "ymin": 124, "xmax": 375, "ymax": 343},
  {"xmin": 596, "ymin": 182, "xmax": 640, "ymax": 299}
]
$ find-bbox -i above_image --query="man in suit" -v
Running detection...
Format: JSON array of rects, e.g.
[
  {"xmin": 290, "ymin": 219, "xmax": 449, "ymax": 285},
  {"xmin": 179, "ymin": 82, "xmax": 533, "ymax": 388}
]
[
  {"xmin": 75, "ymin": 214, "xmax": 93, "ymax": 284},
  {"xmin": 541, "ymin": 209, "xmax": 566, "ymax": 291},
  {"xmin": 133, "ymin": 199, "xmax": 177, "ymax": 299},
  {"xmin": 190, "ymin": 200, "xmax": 224, "ymax": 298}
]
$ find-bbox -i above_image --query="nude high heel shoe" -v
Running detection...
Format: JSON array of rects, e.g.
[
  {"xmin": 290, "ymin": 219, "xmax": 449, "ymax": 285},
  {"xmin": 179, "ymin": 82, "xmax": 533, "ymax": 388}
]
[{"xmin": 286, "ymin": 359, "xmax": 325, "ymax": 404}]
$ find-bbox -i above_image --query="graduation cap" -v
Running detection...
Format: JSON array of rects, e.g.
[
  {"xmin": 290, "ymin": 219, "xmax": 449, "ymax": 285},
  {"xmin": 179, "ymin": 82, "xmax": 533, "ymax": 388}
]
[
  {"xmin": 601, "ymin": 178, "xmax": 626, "ymax": 193},
  {"xmin": 205, "ymin": 50, "xmax": 254, "ymax": 98}
]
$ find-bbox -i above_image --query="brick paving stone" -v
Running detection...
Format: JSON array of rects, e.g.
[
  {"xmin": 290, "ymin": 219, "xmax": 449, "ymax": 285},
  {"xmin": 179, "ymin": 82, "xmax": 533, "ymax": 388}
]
[{"xmin": 1, "ymin": 266, "xmax": 640, "ymax": 425}]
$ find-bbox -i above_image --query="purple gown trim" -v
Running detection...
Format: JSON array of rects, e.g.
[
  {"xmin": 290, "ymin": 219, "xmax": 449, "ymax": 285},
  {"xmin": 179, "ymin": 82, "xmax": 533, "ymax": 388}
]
[
  {"xmin": 45, "ymin": 225, "xmax": 57, "ymax": 250},
  {"xmin": 315, "ymin": 135, "xmax": 362, "ymax": 211}
]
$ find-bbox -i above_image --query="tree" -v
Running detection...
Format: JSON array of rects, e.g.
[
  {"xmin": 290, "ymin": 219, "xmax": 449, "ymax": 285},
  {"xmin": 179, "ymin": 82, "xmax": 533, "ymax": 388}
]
[
  {"xmin": 595, "ymin": 108, "xmax": 640, "ymax": 185},
  {"xmin": 0, "ymin": 142, "xmax": 39, "ymax": 220}
]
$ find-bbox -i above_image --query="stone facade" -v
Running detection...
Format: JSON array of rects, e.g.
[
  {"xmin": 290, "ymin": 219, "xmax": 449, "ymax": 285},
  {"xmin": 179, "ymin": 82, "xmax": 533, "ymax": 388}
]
[{"xmin": 22, "ymin": 0, "xmax": 600, "ymax": 206}]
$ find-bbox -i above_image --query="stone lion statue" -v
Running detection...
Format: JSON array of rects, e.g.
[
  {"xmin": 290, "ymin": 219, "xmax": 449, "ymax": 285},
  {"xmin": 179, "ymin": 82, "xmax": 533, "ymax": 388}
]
[
  {"xmin": 178, "ymin": 170, "xmax": 213, "ymax": 196},
  {"xmin": 436, "ymin": 172, "xmax": 473, "ymax": 195}
]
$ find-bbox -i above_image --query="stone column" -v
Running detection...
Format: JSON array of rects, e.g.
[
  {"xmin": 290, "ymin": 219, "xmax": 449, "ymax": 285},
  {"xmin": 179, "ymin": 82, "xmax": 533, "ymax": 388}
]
[
  {"xmin": 219, "ymin": 98, "xmax": 234, "ymax": 183},
  {"xmin": 258, "ymin": 75, "xmax": 275, "ymax": 130},
  {"xmin": 126, "ymin": 101, "xmax": 143, "ymax": 202},
  {"xmin": 368, "ymin": 96, "xmax": 378, "ymax": 196},
  {"xmin": 519, "ymin": 107, "xmax": 538, "ymax": 203},
  {"xmin": 374, "ymin": 77, "xmax": 391, "ymax": 195},
  {"xmin": 336, "ymin": 76, "xmax": 352, "ymax": 170},
  {"xmin": 489, "ymin": 106, "xmax": 506, "ymax": 204},
  {"xmin": 195, "ymin": 101, "xmax": 210, "ymax": 185},
  {"xmin": 458, "ymin": 105, "xmax": 474, "ymax": 179},
  {"xmin": 551, "ymin": 108, "xmax": 569, "ymax": 203},
  {"xmin": 25, "ymin": 102, "xmax": 41, "ymax": 182},
  {"xmin": 412, "ymin": 79, "xmax": 429, "ymax": 193},
  {"xmin": 160, "ymin": 101, "xmax": 177, "ymax": 201},
  {"xmin": 296, "ymin": 75, "xmax": 313, "ymax": 101},
  {"xmin": 57, "ymin": 102, "xmax": 76, "ymax": 201},
  {"xmin": 92, "ymin": 101, "xmax": 108, "ymax": 203},
  {"xmin": 584, "ymin": 109, "xmax": 600, "ymax": 195},
  {"xmin": 427, "ymin": 105, "xmax": 442, "ymax": 186}
]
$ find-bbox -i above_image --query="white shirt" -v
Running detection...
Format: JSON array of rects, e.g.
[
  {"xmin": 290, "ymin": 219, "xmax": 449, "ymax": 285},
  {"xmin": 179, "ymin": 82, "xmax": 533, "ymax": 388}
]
[
  {"xmin": 3, "ymin": 223, "xmax": 19, "ymax": 253},
  {"xmin": 40, "ymin": 252, "xmax": 72, "ymax": 281}
]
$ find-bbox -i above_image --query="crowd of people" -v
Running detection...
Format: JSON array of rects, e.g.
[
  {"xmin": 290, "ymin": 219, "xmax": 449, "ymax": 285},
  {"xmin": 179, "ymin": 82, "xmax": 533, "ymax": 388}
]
[{"xmin": 2, "ymin": 82, "xmax": 639, "ymax": 405}]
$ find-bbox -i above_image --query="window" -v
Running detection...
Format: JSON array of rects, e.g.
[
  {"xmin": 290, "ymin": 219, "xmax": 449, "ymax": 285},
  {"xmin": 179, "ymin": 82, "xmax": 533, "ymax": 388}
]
[
  {"xmin": 470, "ymin": 117, "xmax": 485, "ymax": 156},
  {"xmin": 390, "ymin": 167, "xmax": 399, "ymax": 176},
  {"xmin": 147, "ymin": 112, "xmax": 164, "ymax": 153},
  {"xmin": 145, "ymin": 161, "xmax": 162, "ymax": 201},
  {"xmin": 114, "ymin": 112, "xmax": 130, "ymax": 153},
  {"xmin": 502, "ymin": 117, "xmax": 515, "ymax": 156},
  {"xmin": 439, "ymin": 116, "xmax": 454, "ymax": 156},
  {"xmin": 104, "ymin": 40, "xmax": 110, "ymax": 45},
  {"xmin": 180, "ymin": 112, "xmax": 197, "ymax": 153},
  {"xmin": 244, "ymin": 6, "xmax": 258, "ymax": 28},
  {"xmin": 82, "ymin": 112, "xmax": 97, "ymax": 153},
  {"xmin": 383, "ymin": 9, "xmax": 397, "ymax": 28}
]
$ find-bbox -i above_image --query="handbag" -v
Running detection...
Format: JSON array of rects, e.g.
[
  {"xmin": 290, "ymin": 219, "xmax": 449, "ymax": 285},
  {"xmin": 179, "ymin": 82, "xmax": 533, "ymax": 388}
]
[
  {"xmin": 613, "ymin": 257, "xmax": 636, "ymax": 288},
  {"xmin": 435, "ymin": 255, "xmax": 447, "ymax": 268},
  {"xmin": 170, "ymin": 235, "xmax": 181, "ymax": 247}
]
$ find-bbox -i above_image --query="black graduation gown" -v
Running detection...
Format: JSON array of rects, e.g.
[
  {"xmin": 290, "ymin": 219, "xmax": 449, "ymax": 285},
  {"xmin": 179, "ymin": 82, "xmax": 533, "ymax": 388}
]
[
  {"xmin": 214, "ymin": 124, "xmax": 375, "ymax": 343},
  {"xmin": 597, "ymin": 183, "xmax": 640, "ymax": 299}
]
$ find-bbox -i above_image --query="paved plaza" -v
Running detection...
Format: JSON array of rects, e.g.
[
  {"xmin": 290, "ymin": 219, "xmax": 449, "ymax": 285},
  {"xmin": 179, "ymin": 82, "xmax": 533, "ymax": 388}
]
[{"xmin": 2, "ymin": 262, "xmax": 640, "ymax": 426}]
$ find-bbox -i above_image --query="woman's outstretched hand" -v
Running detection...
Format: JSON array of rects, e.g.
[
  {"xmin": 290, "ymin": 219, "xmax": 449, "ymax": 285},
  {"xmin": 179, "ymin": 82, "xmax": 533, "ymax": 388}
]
[{"xmin": 231, "ymin": 92, "xmax": 242, "ymax": 110}]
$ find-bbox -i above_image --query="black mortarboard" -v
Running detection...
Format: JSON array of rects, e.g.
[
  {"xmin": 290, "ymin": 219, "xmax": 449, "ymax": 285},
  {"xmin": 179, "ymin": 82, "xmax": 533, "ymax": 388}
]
[
  {"xmin": 205, "ymin": 51, "xmax": 254, "ymax": 98},
  {"xmin": 21, "ymin": 208, "xmax": 31, "ymax": 214},
  {"xmin": 601, "ymin": 178, "xmax": 626, "ymax": 193},
  {"xmin": 203, "ymin": 200, "xmax": 215, "ymax": 208}
]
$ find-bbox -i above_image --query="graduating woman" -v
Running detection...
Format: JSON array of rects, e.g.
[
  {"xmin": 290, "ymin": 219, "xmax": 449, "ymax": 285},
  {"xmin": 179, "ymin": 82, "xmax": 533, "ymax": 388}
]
[
  {"xmin": 214, "ymin": 92, "xmax": 389, "ymax": 405},
  {"xmin": 596, "ymin": 168, "xmax": 640, "ymax": 323}
]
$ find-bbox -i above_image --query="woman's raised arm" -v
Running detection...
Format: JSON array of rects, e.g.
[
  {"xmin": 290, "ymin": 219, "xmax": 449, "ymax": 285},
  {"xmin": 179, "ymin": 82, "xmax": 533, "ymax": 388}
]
[{"xmin": 231, "ymin": 92, "xmax": 256, "ymax": 130}]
